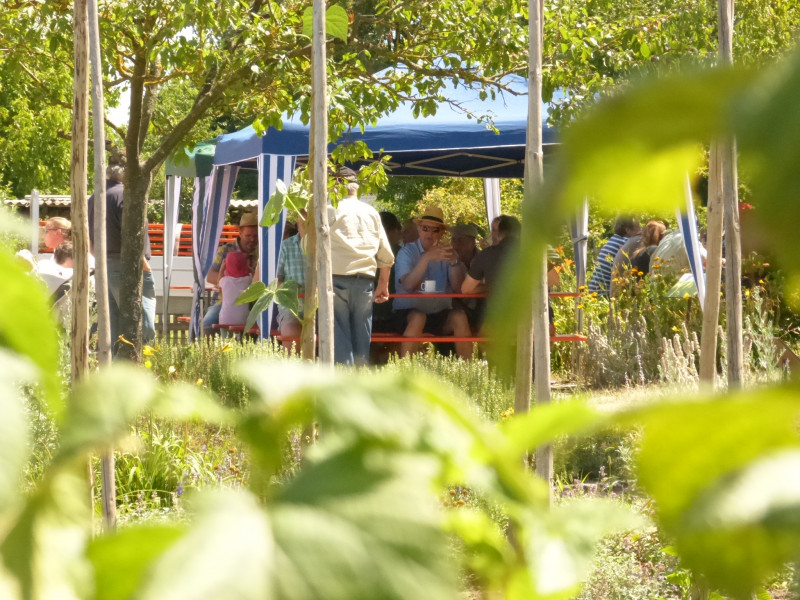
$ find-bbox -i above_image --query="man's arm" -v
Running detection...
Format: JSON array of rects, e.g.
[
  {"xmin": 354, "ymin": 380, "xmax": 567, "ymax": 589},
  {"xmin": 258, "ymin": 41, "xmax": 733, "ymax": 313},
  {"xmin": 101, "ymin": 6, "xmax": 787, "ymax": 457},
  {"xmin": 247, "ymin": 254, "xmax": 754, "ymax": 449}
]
[
  {"xmin": 399, "ymin": 244, "xmax": 451, "ymax": 292},
  {"xmin": 461, "ymin": 274, "xmax": 485, "ymax": 294},
  {"xmin": 373, "ymin": 267, "xmax": 390, "ymax": 303}
]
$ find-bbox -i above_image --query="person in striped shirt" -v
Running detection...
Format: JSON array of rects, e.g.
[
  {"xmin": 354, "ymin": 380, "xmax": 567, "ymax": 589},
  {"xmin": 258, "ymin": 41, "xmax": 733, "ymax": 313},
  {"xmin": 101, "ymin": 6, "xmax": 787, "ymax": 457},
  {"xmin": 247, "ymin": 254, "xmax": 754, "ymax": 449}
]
[{"xmin": 587, "ymin": 216, "xmax": 641, "ymax": 297}]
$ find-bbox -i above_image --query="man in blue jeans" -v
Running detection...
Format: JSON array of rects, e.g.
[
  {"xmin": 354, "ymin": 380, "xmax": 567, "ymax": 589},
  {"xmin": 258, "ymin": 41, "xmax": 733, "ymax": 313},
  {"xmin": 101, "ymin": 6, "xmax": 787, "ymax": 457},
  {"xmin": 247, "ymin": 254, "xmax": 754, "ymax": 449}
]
[
  {"xmin": 88, "ymin": 162, "xmax": 156, "ymax": 354},
  {"xmin": 328, "ymin": 168, "xmax": 394, "ymax": 365}
]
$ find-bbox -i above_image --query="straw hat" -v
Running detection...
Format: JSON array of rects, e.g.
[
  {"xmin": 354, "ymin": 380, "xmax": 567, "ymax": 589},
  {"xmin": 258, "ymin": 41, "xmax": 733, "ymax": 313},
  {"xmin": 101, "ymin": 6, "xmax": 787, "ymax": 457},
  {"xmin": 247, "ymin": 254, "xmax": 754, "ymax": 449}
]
[
  {"xmin": 414, "ymin": 205, "xmax": 448, "ymax": 229},
  {"xmin": 239, "ymin": 212, "xmax": 259, "ymax": 228}
]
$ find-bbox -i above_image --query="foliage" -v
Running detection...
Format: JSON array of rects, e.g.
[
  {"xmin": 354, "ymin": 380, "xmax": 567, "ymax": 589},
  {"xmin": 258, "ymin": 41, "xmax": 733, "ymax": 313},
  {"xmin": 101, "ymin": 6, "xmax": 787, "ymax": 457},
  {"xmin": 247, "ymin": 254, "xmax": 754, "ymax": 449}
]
[{"xmin": 381, "ymin": 347, "xmax": 515, "ymax": 421}]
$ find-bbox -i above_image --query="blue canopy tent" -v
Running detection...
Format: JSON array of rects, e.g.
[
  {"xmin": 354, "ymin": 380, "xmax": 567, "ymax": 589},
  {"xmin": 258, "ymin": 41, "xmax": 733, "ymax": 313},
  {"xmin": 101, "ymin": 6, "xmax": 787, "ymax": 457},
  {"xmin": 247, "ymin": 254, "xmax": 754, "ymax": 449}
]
[{"xmin": 176, "ymin": 76, "xmax": 589, "ymax": 339}]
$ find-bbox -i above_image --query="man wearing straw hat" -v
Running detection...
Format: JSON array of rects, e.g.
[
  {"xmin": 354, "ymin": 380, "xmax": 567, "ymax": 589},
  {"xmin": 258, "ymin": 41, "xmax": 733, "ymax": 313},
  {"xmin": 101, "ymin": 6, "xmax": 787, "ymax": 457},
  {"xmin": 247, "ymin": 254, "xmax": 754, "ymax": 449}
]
[{"xmin": 394, "ymin": 205, "xmax": 472, "ymax": 359}]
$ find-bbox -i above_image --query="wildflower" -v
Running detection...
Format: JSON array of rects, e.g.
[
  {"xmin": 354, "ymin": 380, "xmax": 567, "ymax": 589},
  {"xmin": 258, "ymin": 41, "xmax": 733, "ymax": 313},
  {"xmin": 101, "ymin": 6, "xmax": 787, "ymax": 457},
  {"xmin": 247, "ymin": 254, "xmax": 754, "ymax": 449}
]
[
  {"xmin": 672, "ymin": 326, "xmax": 680, "ymax": 332},
  {"xmin": 222, "ymin": 344, "xmax": 232, "ymax": 352},
  {"xmin": 683, "ymin": 293, "xmax": 691, "ymax": 299},
  {"xmin": 759, "ymin": 279, "xmax": 765, "ymax": 284},
  {"xmin": 168, "ymin": 365, "xmax": 176, "ymax": 374},
  {"xmin": 176, "ymin": 483, "xmax": 184, "ymax": 497},
  {"xmin": 142, "ymin": 345, "xmax": 155, "ymax": 356},
  {"xmin": 118, "ymin": 335, "xmax": 134, "ymax": 346},
  {"xmin": 144, "ymin": 360, "xmax": 153, "ymax": 369},
  {"xmin": 576, "ymin": 304, "xmax": 584, "ymax": 310},
  {"xmin": 195, "ymin": 378, "xmax": 204, "ymax": 386}
]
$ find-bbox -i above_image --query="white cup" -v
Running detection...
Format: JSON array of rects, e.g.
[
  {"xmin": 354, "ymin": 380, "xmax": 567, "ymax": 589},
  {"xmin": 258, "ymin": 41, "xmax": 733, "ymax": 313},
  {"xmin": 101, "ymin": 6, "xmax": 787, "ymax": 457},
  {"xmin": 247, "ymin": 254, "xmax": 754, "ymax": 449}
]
[{"xmin": 422, "ymin": 280, "xmax": 436, "ymax": 293}]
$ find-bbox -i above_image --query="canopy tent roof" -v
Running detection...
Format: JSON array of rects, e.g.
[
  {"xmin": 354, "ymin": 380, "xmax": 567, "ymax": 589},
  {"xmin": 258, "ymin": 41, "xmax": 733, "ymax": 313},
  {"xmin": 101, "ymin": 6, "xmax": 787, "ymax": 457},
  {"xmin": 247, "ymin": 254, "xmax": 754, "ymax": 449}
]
[{"xmin": 213, "ymin": 75, "xmax": 560, "ymax": 178}]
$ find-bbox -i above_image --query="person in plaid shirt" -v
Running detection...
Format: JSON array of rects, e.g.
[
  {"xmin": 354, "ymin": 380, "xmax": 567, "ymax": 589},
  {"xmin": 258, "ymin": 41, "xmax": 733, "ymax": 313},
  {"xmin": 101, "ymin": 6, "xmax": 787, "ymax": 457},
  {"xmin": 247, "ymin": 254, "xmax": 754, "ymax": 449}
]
[{"xmin": 276, "ymin": 212, "xmax": 306, "ymax": 349}]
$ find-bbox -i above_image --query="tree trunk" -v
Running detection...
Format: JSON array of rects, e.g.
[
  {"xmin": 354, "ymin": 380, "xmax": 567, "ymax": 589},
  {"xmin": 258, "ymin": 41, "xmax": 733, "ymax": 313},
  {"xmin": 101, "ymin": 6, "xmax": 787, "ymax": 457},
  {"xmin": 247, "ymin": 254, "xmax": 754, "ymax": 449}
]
[
  {"xmin": 117, "ymin": 171, "xmax": 152, "ymax": 361},
  {"xmin": 699, "ymin": 144, "xmax": 724, "ymax": 386},
  {"xmin": 718, "ymin": 0, "xmax": 744, "ymax": 388},
  {"xmin": 311, "ymin": 0, "xmax": 334, "ymax": 366}
]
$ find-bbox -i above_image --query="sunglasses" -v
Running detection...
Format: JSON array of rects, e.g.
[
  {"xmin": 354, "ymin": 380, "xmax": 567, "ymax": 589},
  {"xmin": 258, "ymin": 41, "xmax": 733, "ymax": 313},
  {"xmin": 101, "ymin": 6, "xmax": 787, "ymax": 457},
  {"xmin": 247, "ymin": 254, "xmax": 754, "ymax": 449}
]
[{"xmin": 420, "ymin": 225, "xmax": 443, "ymax": 234}]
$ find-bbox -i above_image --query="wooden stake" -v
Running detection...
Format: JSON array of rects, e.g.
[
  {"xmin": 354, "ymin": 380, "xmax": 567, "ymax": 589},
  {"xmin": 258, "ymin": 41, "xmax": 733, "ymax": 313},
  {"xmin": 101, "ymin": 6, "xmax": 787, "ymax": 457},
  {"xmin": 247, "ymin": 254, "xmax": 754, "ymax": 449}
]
[{"xmin": 311, "ymin": 0, "xmax": 334, "ymax": 366}]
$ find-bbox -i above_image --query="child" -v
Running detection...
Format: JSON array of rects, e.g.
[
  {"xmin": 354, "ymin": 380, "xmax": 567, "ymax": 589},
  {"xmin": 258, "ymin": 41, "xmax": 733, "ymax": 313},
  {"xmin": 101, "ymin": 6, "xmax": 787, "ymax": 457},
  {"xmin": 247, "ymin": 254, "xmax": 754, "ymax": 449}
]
[{"xmin": 218, "ymin": 251, "xmax": 253, "ymax": 326}]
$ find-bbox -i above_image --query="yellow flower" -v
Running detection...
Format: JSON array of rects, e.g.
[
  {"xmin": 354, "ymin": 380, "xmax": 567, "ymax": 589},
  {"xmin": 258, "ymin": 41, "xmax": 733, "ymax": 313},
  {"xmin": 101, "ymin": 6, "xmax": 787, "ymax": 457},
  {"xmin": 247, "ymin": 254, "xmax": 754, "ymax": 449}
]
[
  {"xmin": 576, "ymin": 304, "xmax": 584, "ymax": 309},
  {"xmin": 143, "ymin": 345, "xmax": 155, "ymax": 356},
  {"xmin": 168, "ymin": 365, "xmax": 176, "ymax": 374},
  {"xmin": 222, "ymin": 344, "xmax": 232, "ymax": 352},
  {"xmin": 195, "ymin": 378, "xmax": 204, "ymax": 386},
  {"xmin": 759, "ymin": 279, "xmax": 765, "ymax": 284},
  {"xmin": 672, "ymin": 326, "xmax": 680, "ymax": 332},
  {"xmin": 683, "ymin": 293, "xmax": 691, "ymax": 299},
  {"xmin": 118, "ymin": 335, "xmax": 134, "ymax": 346},
  {"xmin": 144, "ymin": 360, "xmax": 152, "ymax": 369}
]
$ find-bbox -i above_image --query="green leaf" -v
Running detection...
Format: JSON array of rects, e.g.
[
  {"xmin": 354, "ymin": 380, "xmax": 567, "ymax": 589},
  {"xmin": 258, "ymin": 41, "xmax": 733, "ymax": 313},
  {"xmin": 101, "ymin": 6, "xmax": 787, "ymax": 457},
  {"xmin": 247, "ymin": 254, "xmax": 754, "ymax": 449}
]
[
  {"xmin": 56, "ymin": 364, "xmax": 158, "ymax": 463},
  {"xmin": 736, "ymin": 46, "xmax": 800, "ymax": 275},
  {"xmin": 270, "ymin": 448, "xmax": 459, "ymax": 600},
  {"xmin": 88, "ymin": 526, "xmax": 186, "ymax": 600},
  {"xmin": 0, "ymin": 350, "xmax": 34, "ymax": 513},
  {"xmin": 135, "ymin": 491, "xmax": 273, "ymax": 599},
  {"xmin": 640, "ymin": 41, "xmax": 651, "ymax": 58},
  {"xmin": 151, "ymin": 381, "xmax": 233, "ymax": 425},
  {"xmin": 236, "ymin": 280, "xmax": 268, "ymax": 304},
  {"xmin": 273, "ymin": 280, "xmax": 300, "ymax": 315},
  {"xmin": 0, "ymin": 467, "xmax": 92, "ymax": 599},
  {"xmin": 301, "ymin": 5, "xmax": 349, "ymax": 42},
  {"xmin": 325, "ymin": 5, "xmax": 349, "ymax": 42},
  {"xmin": 512, "ymin": 499, "xmax": 644, "ymax": 599},
  {"xmin": 261, "ymin": 179, "xmax": 288, "ymax": 227},
  {"xmin": 561, "ymin": 67, "xmax": 752, "ymax": 214},
  {"xmin": 500, "ymin": 400, "xmax": 605, "ymax": 458},
  {"xmin": 0, "ymin": 250, "xmax": 63, "ymax": 418},
  {"xmin": 627, "ymin": 386, "xmax": 800, "ymax": 596}
]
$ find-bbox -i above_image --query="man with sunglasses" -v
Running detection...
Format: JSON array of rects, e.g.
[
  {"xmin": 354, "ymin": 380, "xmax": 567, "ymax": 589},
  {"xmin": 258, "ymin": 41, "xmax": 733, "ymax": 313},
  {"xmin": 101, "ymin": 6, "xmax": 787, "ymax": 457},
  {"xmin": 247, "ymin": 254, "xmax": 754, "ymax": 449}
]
[{"xmin": 394, "ymin": 205, "xmax": 472, "ymax": 359}]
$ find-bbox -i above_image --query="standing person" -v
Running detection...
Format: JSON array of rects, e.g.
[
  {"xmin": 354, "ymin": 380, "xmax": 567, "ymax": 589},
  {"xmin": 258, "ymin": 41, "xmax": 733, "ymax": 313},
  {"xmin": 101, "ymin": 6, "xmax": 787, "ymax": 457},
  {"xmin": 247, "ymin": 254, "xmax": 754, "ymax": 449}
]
[
  {"xmin": 202, "ymin": 212, "xmax": 259, "ymax": 331},
  {"xmin": 587, "ymin": 216, "xmax": 641, "ymax": 297},
  {"xmin": 218, "ymin": 251, "xmax": 253, "ymax": 326},
  {"xmin": 394, "ymin": 205, "xmax": 472, "ymax": 359},
  {"xmin": 329, "ymin": 168, "xmax": 395, "ymax": 365},
  {"xmin": 88, "ymin": 162, "xmax": 156, "ymax": 350}
]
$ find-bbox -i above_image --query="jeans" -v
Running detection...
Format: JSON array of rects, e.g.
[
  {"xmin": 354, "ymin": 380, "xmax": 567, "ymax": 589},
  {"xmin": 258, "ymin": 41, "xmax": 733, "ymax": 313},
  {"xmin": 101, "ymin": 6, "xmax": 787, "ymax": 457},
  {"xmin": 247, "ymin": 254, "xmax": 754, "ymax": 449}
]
[
  {"xmin": 202, "ymin": 303, "xmax": 222, "ymax": 331},
  {"xmin": 332, "ymin": 275, "xmax": 374, "ymax": 366},
  {"xmin": 107, "ymin": 255, "xmax": 156, "ymax": 354}
]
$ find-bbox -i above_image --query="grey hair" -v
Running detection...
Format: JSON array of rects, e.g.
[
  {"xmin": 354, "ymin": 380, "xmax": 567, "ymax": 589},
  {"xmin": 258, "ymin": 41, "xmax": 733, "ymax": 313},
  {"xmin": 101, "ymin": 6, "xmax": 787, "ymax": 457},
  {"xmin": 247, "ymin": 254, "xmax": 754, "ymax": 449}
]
[
  {"xmin": 346, "ymin": 181, "xmax": 360, "ymax": 195},
  {"xmin": 107, "ymin": 163, "xmax": 125, "ymax": 182}
]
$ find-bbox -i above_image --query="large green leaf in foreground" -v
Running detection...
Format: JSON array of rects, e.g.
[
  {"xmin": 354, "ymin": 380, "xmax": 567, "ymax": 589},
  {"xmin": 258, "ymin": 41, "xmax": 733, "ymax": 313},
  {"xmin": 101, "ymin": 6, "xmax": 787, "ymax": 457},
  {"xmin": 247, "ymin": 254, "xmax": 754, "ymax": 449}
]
[{"xmin": 630, "ymin": 386, "xmax": 800, "ymax": 597}]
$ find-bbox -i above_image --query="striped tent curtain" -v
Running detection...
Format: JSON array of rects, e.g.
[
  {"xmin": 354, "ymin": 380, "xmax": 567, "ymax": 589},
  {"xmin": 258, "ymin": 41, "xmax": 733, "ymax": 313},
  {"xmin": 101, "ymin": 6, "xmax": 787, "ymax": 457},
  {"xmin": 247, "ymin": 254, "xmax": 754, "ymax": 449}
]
[
  {"xmin": 676, "ymin": 175, "xmax": 706, "ymax": 310},
  {"xmin": 483, "ymin": 178, "xmax": 501, "ymax": 228},
  {"xmin": 162, "ymin": 175, "xmax": 182, "ymax": 336},
  {"xmin": 569, "ymin": 199, "xmax": 589, "ymax": 334},
  {"xmin": 189, "ymin": 165, "xmax": 240, "ymax": 339},
  {"xmin": 257, "ymin": 154, "xmax": 297, "ymax": 338}
]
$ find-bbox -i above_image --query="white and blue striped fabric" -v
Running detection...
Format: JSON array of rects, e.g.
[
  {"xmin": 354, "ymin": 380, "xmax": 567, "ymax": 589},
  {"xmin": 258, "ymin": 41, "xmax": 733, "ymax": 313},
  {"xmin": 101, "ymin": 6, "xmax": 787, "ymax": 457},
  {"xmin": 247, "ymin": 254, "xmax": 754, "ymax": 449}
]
[
  {"xmin": 257, "ymin": 154, "xmax": 296, "ymax": 338},
  {"xmin": 189, "ymin": 165, "xmax": 239, "ymax": 339},
  {"xmin": 483, "ymin": 178, "xmax": 501, "ymax": 227},
  {"xmin": 676, "ymin": 175, "xmax": 706, "ymax": 310},
  {"xmin": 162, "ymin": 175, "xmax": 182, "ymax": 336}
]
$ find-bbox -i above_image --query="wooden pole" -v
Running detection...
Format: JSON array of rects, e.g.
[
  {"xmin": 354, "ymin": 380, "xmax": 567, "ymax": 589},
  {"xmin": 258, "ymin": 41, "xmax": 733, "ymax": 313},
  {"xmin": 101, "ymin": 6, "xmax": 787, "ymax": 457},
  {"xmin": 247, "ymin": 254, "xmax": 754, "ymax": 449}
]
[
  {"xmin": 521, "ymin": 0, "xmax": 552, "ymax": 500},
  {"xmin": 72, "ymin": 0, "xmax": 92, "ymax": 519},
  {"xmin": 311, "ymin": 0, "xmax": 333, "ymax": 366},
  {"xmin": 718, "ymin": 0, "xmax": 744, "ymax": 388},
  {"xmin": 88, "ymin": 0, "xmax": 115, "ymax": 529},
  {"xmin": 699, "ymin": 144, "xmax": 724, "ymax": 386}
]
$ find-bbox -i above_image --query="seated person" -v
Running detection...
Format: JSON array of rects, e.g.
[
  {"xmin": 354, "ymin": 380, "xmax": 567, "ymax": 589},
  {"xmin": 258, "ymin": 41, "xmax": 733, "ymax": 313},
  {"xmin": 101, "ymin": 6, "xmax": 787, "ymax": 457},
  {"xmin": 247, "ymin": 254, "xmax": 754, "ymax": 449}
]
[
  {"xmin": 372, "ymin": 211, "xmax": 403, "ymax": 334},
  {"xmin": 394, "ymin": 205, "xmax": 472, "ymax": 359},
  {"xmin": 588, "ymin": 216, "xmax": 641, "ymax": 297},
  {"xmin": 202, "ymin": 212, "xmax": 259, "ymax": 331},
  {"xmin": 276, "ymin": 212, "xmax": 306, "ymax": 350},
  {"xmin": 49, "ymin": 241, "xmax": 76, "ymax": 330},
  {"xmin": 463, "ymin": 215, "xmax": 555, "ymax": 337},
  {"xmin": 649, "ymin": 229, "xmax": 707, "ymax": 279},
  {"xmin": 218, "ymin": 251, "xmax": 253, "ymax": 326}
]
